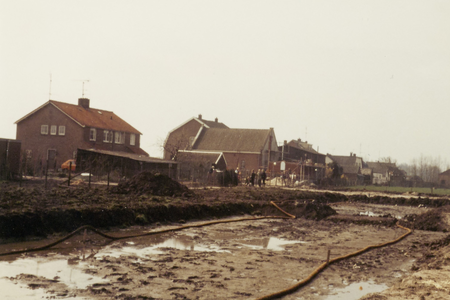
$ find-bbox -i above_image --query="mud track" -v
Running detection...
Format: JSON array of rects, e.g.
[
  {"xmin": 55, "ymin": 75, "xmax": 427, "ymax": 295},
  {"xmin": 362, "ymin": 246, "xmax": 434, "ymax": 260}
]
[{"xmin": 1, "ymin": 176, "xmax": 450, "ymax": 300}]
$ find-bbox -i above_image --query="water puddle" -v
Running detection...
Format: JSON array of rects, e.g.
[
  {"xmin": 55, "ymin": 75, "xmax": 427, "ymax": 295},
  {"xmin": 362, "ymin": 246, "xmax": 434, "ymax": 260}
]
[
  {"xmin": 359, "ymin": 211, "xmax": 383, "ymax": 217},
  {"xmin": 96, "ymin": 234, "xmax": 230, "ymax": 259},
  {"xmin": 0, "ymin": 279, "xmax": 49, "ymax": 299},
  {"xmin": 359, "ymin": 211, "xmax": 403, "ymax": 219},
  {"xmin": 0, "ymin": 256, "xmax": 107, "ymax": 299},
  {"xmin": 324, "ymin": 280, "xmax": 388, "ymax": 299},
  {"xmin": 239, "ymin": 237, "xmax": 307, "ymax": 251}
]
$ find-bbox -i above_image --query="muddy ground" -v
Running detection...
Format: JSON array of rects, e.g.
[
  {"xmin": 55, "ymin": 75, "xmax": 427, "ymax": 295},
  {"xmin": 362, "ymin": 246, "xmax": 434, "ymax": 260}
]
[{"xmin": 1, "ymin": 173, "xmax": 450, "ymax": 299}]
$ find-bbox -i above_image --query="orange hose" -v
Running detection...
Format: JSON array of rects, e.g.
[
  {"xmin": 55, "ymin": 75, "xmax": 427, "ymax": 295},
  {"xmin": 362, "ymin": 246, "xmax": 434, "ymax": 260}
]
[{"xmin": 254, "ymin": 221, "xmax": 412, "ymax": 300}]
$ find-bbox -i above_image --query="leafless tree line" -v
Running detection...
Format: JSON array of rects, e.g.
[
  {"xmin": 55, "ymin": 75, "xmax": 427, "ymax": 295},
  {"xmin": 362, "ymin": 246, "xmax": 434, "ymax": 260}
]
[{"xmin": 398, "ymin": 154, "xmax": 449, "ymax": 184}]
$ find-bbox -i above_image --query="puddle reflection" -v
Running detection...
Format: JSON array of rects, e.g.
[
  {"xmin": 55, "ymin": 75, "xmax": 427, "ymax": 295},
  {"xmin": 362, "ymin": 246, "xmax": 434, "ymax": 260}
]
[
  {"xmin": 324, "ymin": 280, "xmax": 388, "ymax": 299},
  {"xmin": 239, "ymin": 237, "xmax": 307, "ymax": 251},
  {"xmin": 0, "ymin": 256, "xmax": 106, "ymax": 299},
  {"xmin": 96, "ymin": 234, "xmax": 230, "ymax": 259}
]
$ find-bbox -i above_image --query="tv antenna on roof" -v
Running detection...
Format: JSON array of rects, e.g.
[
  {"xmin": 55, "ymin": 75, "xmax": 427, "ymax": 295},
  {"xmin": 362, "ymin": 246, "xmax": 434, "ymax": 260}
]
[
  {"xmin": 49, "ymin": 73, "xmax": 52, "ymax": 100},
  {"xmin": 81, "ymin": 80, "xmax": 90, "ymax": 97}
]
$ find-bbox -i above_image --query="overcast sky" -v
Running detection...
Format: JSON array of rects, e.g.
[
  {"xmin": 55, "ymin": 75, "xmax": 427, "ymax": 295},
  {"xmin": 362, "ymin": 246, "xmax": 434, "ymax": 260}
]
[{"xmin": 1, "ymin": 1, "xmax": 449, "ymax": 167}]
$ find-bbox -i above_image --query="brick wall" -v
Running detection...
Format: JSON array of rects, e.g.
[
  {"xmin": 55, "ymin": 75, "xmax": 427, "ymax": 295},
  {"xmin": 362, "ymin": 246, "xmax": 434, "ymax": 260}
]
[
  {"xmin": 164, "ymin": 119, "xmax": 202, "ymax": 160},
  {"xmin": 16, "ymin": 104, "xmax": 85, "ymax": 170}
]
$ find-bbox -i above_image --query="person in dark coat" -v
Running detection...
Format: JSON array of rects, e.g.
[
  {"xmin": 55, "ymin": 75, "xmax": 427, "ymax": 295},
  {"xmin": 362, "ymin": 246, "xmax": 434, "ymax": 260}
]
[
  {"xmin": 251, "ymin": 169, "xmax": 256, "ymax": 186},
  {"xmin": 261, "ymin": 169, "xmax": 267, "ymax": 186}
]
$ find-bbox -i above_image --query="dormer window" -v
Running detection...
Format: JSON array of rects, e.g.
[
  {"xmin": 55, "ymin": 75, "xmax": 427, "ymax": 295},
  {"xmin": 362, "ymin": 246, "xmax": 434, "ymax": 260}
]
[
  {"xmin": 103, "ymin": 130, "xmax": 113, "ymax": 143},
  {"xmin": 115, "ymin": 132, "xmax": 125, "ymax": 144},
  {"xmin": 130, "ymin": 133, "xmax": 136, "ymax": 146}
]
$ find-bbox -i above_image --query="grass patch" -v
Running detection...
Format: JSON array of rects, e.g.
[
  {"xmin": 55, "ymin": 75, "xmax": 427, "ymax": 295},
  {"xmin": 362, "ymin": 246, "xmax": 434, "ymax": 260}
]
[{"xmin": 347, "ymin": 185, "xmax": 450, "ymax": 195}]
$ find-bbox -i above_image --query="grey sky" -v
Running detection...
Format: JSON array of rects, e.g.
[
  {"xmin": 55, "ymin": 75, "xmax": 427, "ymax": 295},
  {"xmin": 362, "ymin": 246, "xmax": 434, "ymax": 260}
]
[{"xmin": 1, "ymin": 1, "xmax": 449, "ymax": 166}]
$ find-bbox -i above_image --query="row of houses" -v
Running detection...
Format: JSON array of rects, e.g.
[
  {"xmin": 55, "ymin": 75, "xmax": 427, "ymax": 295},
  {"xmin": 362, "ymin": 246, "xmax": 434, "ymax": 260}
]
[{"xmin": 3, "ymin": 97, "xmax": 450, "ymax": 186}]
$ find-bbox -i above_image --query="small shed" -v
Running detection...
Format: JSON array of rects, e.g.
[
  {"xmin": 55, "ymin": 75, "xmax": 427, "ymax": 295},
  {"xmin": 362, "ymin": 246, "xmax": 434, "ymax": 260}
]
[
  {"xmin": 76, "ymin": 148, "xmax": 178, "ymax": 179},
  {"xmin": 0, "ymin": 138, "xmax": 21, "ymax": 180}
]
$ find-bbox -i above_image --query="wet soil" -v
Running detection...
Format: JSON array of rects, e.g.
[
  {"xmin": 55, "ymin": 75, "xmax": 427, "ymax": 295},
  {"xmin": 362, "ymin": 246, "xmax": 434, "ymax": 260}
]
[{"xmin": 1, "ymin": 177, "xmax": 450, "ymax": 299}]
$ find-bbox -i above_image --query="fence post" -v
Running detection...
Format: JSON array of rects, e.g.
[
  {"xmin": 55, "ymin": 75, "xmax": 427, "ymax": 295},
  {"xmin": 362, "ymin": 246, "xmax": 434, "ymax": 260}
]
[
  {"xmin": 68, "ymin": 161, "xmax": 72, "ymax": 186},
  {"xmin": 45, "ymin": 159, "xmax": 49, "ymax": 189}
]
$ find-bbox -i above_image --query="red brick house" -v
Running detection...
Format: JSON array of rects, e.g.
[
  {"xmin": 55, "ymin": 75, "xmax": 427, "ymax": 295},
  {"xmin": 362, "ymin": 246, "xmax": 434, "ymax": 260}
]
[
  {"xmin": 438, "ymin": 169, "xmax": 450, "ymax": 187},
  {"xmin": 15, "ymin": 98, "xmax": 148, "ymax": 173},
  {"xmin": 163, "ymin": 114, "xmax": 229, "ymax": 161},
  {"xmin": 164, "ymin": 115, "xmax": 279, "ymax": 178}
]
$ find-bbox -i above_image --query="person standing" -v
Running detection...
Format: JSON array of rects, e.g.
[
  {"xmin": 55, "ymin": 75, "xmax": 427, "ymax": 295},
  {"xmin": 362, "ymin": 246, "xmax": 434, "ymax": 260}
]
[
  {"xmin": 251, "ymin": 169, "xmax": 256, "ymax": 186},
  {"xmin": 257, "ymin": 169, "xmax": 262, "ymax": 187},
  {"xmin": 261, "ymin": 169, "xmax": 267, "ymax": 186}
]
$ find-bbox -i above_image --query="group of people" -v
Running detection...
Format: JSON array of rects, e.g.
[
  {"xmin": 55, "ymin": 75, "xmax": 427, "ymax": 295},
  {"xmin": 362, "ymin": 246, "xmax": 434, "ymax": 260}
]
[{"xmin": 246, "ymin": 169, "xmax": 267, "ymax": 187}]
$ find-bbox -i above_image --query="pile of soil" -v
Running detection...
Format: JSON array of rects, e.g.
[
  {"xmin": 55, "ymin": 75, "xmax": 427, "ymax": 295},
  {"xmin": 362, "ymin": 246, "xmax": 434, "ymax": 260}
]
[
  {"xmin": 112, "ymin": 172, "xmax": 194, "ymax": 197},
  {"xmin": 401, "ymin": 206, "xmax": 450, "ymax": 232},
  {"xmin": 303, "ymin": 201, "xmax": 337, "ymax": 220}
]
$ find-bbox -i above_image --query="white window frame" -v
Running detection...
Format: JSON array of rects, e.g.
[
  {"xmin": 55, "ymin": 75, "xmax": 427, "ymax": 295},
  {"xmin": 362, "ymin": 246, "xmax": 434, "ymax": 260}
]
[
  {"xmin": 90, "ymin": 128, "xmax": 96, "ymax": 141},
  {"xmin": 41, "ymin": 125, "xmax": 48, "ymax": 135},
  {"xmin": 58, "ymin": 125, "xmax": 65, "ymax": 136},
  {"xmin": 130, "ymin": 133, "xmax": 135, "ymax": 146},
  {"xmin": 114, "ymin": 132, "xmax": 125, "ymax": 144},
  {"xmin": 50, "ymin": 125, "xmax": 57, "ymax": 135},
  {"xmin": 103, "ymin": 130, "xmax": 113, "ymax": 143}
]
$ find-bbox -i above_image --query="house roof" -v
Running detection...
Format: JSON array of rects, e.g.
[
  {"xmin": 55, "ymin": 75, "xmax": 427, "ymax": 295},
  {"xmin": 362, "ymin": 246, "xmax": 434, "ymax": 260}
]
[
  {"xmin": 78, "ymin": 148, "xmax": 173, "ymax": 164},
  {"xmin": 177, "ymin": 151, "xmax": 224, "ymax": 165},
  {"xmin": 439, "ymin": 169, "xmax": 450, "ymax": 176},
  {"xmin": 329, "ymin": 155, "xmax": 360, "ymax": 167},
  {"xmin": 366, "ymin": 162, "xmax": 391, "ymax": 174},
  {"xmin": 197, "ymin": 117, "xmax": 229, "ymax": 129},
  {"xmin": 286, "ymin": 140, "xmax": 323, "ymax": 155},
  {"xmin": 15, "ymin": 100, "xmax": 142, "ymax": 134},
  {"xmin": 79, "ymin": 141, "xmax": 149, "ymax": 157},
  {"xmin": 193, "ymin": 128, "xmax": 270, "ymax": 153},
  {"xmin": 328, "ymin": 155, "xmax": 362, "ymax": 174}
]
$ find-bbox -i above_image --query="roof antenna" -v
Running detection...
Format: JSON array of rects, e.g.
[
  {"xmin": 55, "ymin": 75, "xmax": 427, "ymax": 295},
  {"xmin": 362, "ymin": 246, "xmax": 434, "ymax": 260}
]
[
  {"xmin": 49, "ymin": 73, "xmax": 52, "ymax": 100},
  {"xmin": 81, "ymin": 80, "xmax": 90, "ymax": 97}
]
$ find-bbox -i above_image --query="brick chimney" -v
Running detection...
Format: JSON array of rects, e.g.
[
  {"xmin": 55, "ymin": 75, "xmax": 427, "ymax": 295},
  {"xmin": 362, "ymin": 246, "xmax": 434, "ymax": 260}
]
[
  {"xmin": 78, "ymin": 98, "xmax": 90, "ymax": 109},
  {"xmin": 198, "ymin": 114, "xmax": 202, "ymax": 119},
  {"xmin": 215, "ymin": 118, "xmax": 218, "ymax": 123}
]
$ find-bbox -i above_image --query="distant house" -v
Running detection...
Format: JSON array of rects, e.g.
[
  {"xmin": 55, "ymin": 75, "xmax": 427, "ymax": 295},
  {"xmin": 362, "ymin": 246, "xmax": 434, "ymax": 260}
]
[
  {"xmin": 366, "ymin": 161, "xmax": 405, "ymax": 186},
  {"xmin": 439, "ymin": 169, "xmax": 450, "ymax": 187},
  {"xmin": 163, "ymin": 114, "xmax": 229, "ymax": 161},
  {"xmin": 164, "ymin": 115, "xmax": 279, "ymax": 178},
  {"xmin": 15, "ymin": 98, "xmax": 148, "ymax": 173},
  {"xmin": 327, "ymin": 153, "xmax": 364, "ymax": 185},
  {"xmin": 274, "ymin": 139, "xmax": 326, "ymax": 182}
]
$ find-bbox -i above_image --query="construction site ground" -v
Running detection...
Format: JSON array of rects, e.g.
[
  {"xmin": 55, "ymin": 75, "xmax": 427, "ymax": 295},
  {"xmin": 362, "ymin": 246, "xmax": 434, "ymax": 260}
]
[{"xmin": 0, "ymin": 175, "xmax": 449, "ymax": 300}]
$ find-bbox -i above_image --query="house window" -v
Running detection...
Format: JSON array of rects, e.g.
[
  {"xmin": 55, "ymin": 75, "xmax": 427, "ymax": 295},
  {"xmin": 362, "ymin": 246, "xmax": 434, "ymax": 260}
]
[
  {"xmin": 130, "ymin": 133, "xmax": 135, "ymax": 146},
  {"xmin": 26, "ymin": 149, "xmax": 32, "ymax": 159},
  {"xmin": 103, "ymin": 130, "xmax": 113, "ymax": 143},
  {"xmin": 90, "ymin": 128, "xmax": 96, "ymax": 141},
  {"xmin": 50, "ymin": 125, "xmax": 57, "ymax": 135},
  {"xmin": 115, "ymin": 132, "xmax": 125, "ymax": 144},
  {"xmin": 58, "ymin": 126, "xmax": 65, "ymax": 136},
  {"xmin": 241, "ymin": 160, "xmax": 245, "ymax": 169},
  {"xmin": 41, "ymin": 125, "xmax": 48, "ymax": 135}
]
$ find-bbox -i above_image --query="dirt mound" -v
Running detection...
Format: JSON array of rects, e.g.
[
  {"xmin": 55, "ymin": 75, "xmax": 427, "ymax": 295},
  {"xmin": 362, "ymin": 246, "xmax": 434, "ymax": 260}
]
[
  {"xmin": 112, "ymin": 172, "xmax": 194, "ymax": 197},
  {"xmin": 303, "ymin": 201, "xmax": 337, "ymax": 220},
  {"xmin": 402, "ymin": 206, "xmax": 450, "ymax": 232}
]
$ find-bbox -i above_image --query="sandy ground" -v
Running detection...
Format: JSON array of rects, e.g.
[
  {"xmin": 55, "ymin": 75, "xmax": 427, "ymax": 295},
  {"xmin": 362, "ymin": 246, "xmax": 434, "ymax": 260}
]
[{"xmin": 1, "ymin": 198, "xmax": 449, "ymax": 300}]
